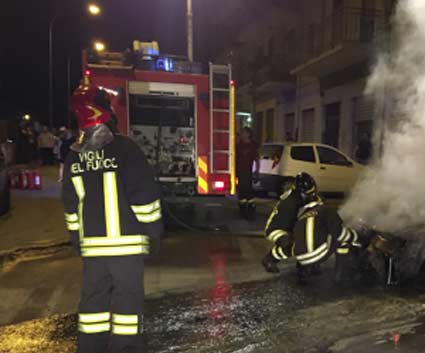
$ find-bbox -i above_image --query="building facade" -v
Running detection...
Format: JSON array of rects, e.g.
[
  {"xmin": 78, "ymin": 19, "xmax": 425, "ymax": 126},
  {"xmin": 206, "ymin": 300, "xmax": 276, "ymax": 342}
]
[{"xmin": 213, "ymin": 0, "xmax": 396, "ymax": 158}]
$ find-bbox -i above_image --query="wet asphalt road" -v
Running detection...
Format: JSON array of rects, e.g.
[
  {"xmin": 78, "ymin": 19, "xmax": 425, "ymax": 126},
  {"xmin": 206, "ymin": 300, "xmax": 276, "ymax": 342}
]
[
  {"xmin": 1, "ymin": 198, "xmax": 425, "ymax": 353},
  {"xmin": 1, "ymin": 272, "xmax": 425, "ymax": 353},
  {"xmin": 1, "ymin": 233, "xmax": 425, "ymax": 353}
]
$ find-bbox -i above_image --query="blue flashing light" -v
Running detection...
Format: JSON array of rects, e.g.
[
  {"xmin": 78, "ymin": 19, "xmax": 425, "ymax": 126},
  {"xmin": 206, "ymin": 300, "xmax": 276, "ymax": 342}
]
[
  {"xmin": 156, "ymin": 57, "xmax": 174, "ymax": 72},
  {"xmin": 146, "ymin": 47, "xmax": 159, "ymax": 56}
]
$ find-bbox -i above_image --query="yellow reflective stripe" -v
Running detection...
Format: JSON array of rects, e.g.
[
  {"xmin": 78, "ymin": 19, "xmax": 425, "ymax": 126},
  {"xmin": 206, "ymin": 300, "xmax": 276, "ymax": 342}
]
[
  {"xmin": 136, "ymin": 210, "xmax": 162, "ymax": 223},
  {"xmin": 198, "ymin": 177, "xmax": 208, "ymax": 193},
  {"xmin": 298, "ymin": 247, "xmax": 329, "ymax": 265},
  {"xmin": 104, "ymin": 172, "xmax": 121, "ymax": 238},
  {"xmin": 67, "ymin": 222, "xmax": 80, "ymax": 231},
  {"xmin": 272, "ymin": 246, "xmax": 285, "ymax": 260},
  {"xmin": 277, "ymin": 247, "xmax": 288, "ymax": 259},
  {"xmin": 198, "ymin": 158, "xmax": 208, "ymax": 174},
  {"xmin": 131, "ymin": 200, "xmax": 161, "ymax": 214},
  {"xmin": 337, "ymin": 248, "xmax": 350, "ymax": 255},
  {"xmin": 112, "ymin": 314, "xmax": 138, "ymax": 325},
  {"xmin": 72, "ymin": 176, "xmax": 85, "ymax": 240},
  {"xmin": 112, "ymin": 324, "xmax": 138, "ymax": 335},
  {"xmin": 267, "ymin": 229, "xmax": 288, "ymax": 242},
  {"xmin": 79, "ymin": 312, "xmax": 110, "ymax": 323},
  {"xmin": 79, "ymin": 322, "xmax": 111, "ymax": 334},
  {"xmin": 306, "ymin": 217, "xmax": 315, "ymax": 253},
  {"xmin": 81, "ymin": 235, "xmax": 149, "ymax": 247},
  {"xmin": 65, "ymin": 213, "xmax": 78, "ymax": 222},
  {"xmin": 81, "ymin": 245, "xmax": 149, "ymax": 257}
]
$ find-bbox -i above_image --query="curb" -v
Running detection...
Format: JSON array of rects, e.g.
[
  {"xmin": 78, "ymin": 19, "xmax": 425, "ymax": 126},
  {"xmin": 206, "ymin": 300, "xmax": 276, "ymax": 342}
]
[{"xmin": 0, "ymin": 238, "xmax": 70, "ymax": 271}]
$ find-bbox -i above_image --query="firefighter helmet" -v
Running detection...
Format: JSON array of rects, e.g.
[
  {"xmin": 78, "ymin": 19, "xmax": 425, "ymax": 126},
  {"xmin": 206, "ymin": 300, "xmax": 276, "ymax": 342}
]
[
  {"xmin": 70, "ymin": 85, "xmax": 112, "ymax": 130},
  {"xmin": 295, "ymin": 172, "xmax": 317, "ymax": 196}
]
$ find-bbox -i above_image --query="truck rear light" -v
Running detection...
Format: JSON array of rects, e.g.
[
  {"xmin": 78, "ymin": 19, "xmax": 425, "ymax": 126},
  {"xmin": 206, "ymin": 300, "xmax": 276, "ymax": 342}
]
[
  {"xmin": 85, "ymin": 70, "xmax": 91, "ymax": 76},
  {"xmin": 213, "ymin": 181, "xmax": 225, "ymax": 191}
]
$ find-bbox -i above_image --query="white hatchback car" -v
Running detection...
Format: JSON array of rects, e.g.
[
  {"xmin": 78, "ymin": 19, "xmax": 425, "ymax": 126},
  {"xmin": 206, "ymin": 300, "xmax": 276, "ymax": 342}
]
[{"xmin": 254, "ymin": 143, "xmax": 363, "ymax": 197}]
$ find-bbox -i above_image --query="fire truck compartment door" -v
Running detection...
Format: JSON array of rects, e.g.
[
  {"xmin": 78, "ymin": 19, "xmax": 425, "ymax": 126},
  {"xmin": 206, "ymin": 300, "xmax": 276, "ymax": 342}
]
[{"xmin": 128, "ymin": 81, "xmax": 196, "ymax": 98}]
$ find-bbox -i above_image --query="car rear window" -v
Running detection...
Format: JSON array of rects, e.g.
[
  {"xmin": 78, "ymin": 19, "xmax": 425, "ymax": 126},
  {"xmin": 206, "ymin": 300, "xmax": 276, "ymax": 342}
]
[
  {"xmin": 290, "ymin": 146, "xmax": 316, "ymax": 163},
  {"xmin": 259, "ymin": 145, "xmax": 284, "ymax": 160}
]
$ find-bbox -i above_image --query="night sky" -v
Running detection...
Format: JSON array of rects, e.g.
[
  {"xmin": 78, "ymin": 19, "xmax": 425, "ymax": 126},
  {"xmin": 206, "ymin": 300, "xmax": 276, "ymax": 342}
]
[{"xmin": 0, "ymin": 0, "xmax": 214, "ymax": 127}]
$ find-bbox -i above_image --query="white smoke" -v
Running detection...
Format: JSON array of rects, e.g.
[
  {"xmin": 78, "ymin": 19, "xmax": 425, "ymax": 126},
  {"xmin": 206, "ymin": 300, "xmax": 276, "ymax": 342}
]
[{"xmin": 340, "ymin": 0, "xmax": 425, "ymax": 232}]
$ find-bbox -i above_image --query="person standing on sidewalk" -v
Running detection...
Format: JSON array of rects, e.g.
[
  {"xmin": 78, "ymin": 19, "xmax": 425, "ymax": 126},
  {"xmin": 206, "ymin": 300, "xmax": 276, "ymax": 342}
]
[
  {"xmin": 63, "ymin": 84, "xmax": 163, "ymax": 353},
  {"xmin": 236, "ymin": 127, "xmax": 259, "ymax": 220},
  {"xmin": 58, "ymin": 128, "xmax": 76, "ymax": 182},
  {"xmin": 37, "ymin": 126, "xmax": 56, "ymax": 165}
]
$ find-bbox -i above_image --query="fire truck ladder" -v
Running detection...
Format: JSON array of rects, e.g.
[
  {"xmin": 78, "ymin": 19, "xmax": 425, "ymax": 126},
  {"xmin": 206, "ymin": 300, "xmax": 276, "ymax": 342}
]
[{"xmin": 209, "ymin": 63, "xmax": 233, "ymax": 176}]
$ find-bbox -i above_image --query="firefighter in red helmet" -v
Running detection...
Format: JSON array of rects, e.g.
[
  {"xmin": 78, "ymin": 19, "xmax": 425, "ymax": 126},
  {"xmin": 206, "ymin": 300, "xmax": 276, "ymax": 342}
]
[{"xmin": 63, "ymin": 82, "xmax": 163, "ymax": 353}]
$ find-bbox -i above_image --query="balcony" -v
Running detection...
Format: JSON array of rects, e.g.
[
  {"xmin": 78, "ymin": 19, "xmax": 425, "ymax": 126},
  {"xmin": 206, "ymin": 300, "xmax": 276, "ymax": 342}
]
[{"xmin": 291, "ymin": 7, "xmax": 385, "ymax": 77}]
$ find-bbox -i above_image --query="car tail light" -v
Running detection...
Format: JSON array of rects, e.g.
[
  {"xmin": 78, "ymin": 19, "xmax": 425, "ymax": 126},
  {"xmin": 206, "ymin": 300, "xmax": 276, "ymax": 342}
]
[{"xmin": 213, "ymin": 181, "xmax": 225, "ymax": 191}]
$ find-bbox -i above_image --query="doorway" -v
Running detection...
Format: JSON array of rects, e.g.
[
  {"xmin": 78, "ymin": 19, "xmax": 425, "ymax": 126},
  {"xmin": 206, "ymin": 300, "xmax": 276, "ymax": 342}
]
[{"xmin": 323, "ymin": 102, "xmax": 341, "ymax": 148}]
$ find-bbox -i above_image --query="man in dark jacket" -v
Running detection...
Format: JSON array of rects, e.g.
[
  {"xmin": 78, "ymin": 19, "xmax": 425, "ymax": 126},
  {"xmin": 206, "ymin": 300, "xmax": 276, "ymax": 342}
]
[
  {"xmin": 236, "ymin": 127, "xmax": 259, "ymax": 220},
  {"xmin": 63, "ymin": 84, "xmax": 163, "ymax": 353}
]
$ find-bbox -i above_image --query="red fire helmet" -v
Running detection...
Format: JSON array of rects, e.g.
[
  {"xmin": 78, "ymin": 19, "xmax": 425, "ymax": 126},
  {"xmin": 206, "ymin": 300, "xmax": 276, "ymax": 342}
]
[{"xmin": 70, "ymin": 85, "xmax": 112, "ymax": 130}]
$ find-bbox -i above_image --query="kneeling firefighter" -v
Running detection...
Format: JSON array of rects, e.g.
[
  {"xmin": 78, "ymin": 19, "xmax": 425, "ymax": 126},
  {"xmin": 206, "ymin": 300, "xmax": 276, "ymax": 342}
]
[
  {"xmin": 262, "ymin": 173, "xmax": 361, "ymax": 283},
  {"xmin": 63, "ymin": 83, "xmax": 163, "ymax": 353}
]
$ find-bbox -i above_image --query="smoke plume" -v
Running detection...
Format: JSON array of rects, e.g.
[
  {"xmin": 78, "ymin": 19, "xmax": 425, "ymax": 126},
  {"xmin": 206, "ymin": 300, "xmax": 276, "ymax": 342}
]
[{"xmin": 340, "ymin": 0, "xmax": 425, "ymax": 232}]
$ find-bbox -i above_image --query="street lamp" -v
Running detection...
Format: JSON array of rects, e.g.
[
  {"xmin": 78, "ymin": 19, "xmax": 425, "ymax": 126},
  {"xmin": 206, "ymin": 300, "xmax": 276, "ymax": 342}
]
[
  {"xmin": 94, "ymin": 41, "xmax": 106, "ymax": 52},
  {"xmin": 48, "ymin": 4, "xmax": 101, "ymax": 128},
  {"xmin": 88, "ymin": 3, "xmax": 101, "ymax": 15},
  {"xmin": 187, "ymin": 0, "xmax": 193, "ymax": 62}
]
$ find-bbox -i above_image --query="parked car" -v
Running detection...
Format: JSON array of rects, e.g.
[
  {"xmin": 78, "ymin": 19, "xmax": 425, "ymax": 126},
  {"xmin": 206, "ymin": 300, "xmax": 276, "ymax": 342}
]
[
  {"xmin": 253, "ymin": 143, "xmax": 363, "ymax": 197},
  {"xmin": 0, "ymin": 148, "xmax": 10, "ymax": 216}
]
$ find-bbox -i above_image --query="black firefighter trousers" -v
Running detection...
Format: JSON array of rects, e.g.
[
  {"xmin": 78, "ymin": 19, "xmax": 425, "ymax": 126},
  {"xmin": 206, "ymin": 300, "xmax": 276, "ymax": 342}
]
[{"xmin": 77, "ymin": 256, "xmax": 145, "ymax": 353}]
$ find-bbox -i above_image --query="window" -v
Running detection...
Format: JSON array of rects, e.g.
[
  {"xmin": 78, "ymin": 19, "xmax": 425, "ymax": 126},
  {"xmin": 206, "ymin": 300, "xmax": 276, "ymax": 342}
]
[
  {"xmin": 291, "ymin": 146, "xmax": 316, "ymax": 163},
  {"xmin": 317, "ymin": 146, "xmax": 351, "ymax": 166},
  {"xmin": 259, "ymin": 145, "xmax": 284, "ymax": 160},
  {"xmin": 285, "ymin": 113, "xmax": 295, "ymax": 141}
]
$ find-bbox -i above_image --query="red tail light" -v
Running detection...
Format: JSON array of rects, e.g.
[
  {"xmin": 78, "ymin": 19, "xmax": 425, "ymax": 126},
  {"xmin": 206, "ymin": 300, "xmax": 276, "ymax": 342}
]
[{"xmin": 213, "ymin": 181, "xmax": 225, "ymax": 191}]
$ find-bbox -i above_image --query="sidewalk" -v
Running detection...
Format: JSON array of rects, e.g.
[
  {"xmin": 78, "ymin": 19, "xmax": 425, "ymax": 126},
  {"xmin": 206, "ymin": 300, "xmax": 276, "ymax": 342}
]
[{"xmin": 0, "ymin": 167, "xmax": 68, "ymax": 253}]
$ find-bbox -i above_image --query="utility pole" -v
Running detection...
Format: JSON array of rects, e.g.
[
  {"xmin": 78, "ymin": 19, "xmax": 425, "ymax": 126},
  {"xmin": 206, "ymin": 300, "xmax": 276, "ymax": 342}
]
[
  {"xmin": 187, "ymin": 0, "xmax": 194, "ymax": 61},
  {"xmin": 48, "ymin": 16, "xmax": 57, "ymax": 128},
  {"xmin": 67, "ymin": 57, "xmax": 72, "ymax": 127}
]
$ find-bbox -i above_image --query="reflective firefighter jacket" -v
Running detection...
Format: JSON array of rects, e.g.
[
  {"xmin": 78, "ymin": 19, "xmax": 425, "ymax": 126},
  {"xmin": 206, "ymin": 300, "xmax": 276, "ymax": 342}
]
[
  {"xmin": 269, "ymin": 200, "xmax": 360, "ymax": 264},
  {"xmin": 265, "ymin": 187, "xmax": 303, "ymax": 243},
  {"xmin": 292, "ymin": 203, "xmax": 360, "ymax": 266},
  {"xmin": 62, "ymin": 135, "xmax": 163, "ymax": 258}
]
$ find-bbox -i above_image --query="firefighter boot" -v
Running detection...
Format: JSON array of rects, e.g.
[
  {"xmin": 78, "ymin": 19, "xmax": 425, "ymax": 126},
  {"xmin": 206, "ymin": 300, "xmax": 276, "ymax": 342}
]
[
  {"xmin": 239, "ymin": 202, "xmax": 248, "ymax": 219},
  {"xmin": 308, "ymin": 263, "xmax": 322, "ymax": 276},
  {"xmin": 262, "ymin": 253, "xmax": 280, "ymax": 274},
  {"xmin": 245, "ymin": 201, "xmax": 256, "ymax": 221},
  {"xmin": 296, "ymin": 262, "xmax": 308, "ymax": 285}
]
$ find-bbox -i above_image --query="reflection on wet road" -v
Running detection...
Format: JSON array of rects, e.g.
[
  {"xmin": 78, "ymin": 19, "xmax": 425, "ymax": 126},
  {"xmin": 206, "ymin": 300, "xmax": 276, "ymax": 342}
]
[{"xmin": 1, "ymin": 257, "xmax": 425, "ymax": 353}]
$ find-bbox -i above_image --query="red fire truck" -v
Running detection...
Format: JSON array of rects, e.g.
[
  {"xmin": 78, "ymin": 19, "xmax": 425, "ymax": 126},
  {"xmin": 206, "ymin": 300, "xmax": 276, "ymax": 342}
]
[{"xmin": 82, "ymin": 42, "xmax": 236, "ymax": 204}]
